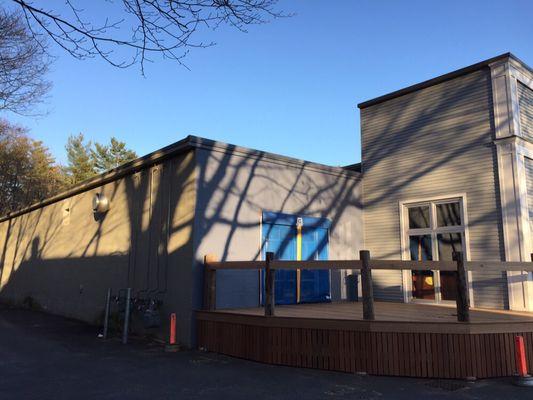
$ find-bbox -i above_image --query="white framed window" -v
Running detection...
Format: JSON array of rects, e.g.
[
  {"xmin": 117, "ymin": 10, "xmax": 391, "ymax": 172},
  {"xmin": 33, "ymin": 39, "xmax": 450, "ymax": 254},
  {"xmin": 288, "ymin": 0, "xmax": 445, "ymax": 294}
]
[{"xmin": 400, "ymin": 195, "xmax": 470, "ymax": 303}]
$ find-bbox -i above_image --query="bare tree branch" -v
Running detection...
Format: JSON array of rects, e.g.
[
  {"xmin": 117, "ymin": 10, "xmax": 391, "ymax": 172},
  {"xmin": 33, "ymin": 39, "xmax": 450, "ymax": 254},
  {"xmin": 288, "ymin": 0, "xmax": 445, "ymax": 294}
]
[
  {"xmin": 0, "ymin": 9, "xmax": 51, "ymax": 115},
  {"xmin": 11, "ymin": 0, "xmax": 289, "ymax": 74}
]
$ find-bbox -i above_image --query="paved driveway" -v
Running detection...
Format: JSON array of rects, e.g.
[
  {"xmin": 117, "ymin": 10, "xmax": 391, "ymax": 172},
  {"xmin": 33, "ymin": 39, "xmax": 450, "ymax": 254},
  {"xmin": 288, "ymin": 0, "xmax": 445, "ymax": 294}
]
[{"xmin": 0, "ymin": 306, "xmax": 530, "ymax": 399}]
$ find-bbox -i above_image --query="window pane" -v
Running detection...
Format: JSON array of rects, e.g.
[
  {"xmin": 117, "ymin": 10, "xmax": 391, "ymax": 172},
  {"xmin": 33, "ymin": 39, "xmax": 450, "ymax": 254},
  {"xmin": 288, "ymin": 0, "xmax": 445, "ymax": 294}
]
[
  {"xmin": 412, "ymin": 270, "xmax": 435, "ymax": 300},
  {"xmin": 408, "ymin": 206, "xmax": 430, "ymax": 229},
  {"xmin": 410, "ymin": 235, "xmax": 434, "ymax": 299},
  {"xmin": 437, "ymin": 233, "xmax": 462, "ymax": 260},
  {"xmin": 436, "ymin": 202, "xmax": 461, "ymax": 227},
  {"xmin": 409, "ymin": 235, "xmax": 432, "ymax": 261},
  {"xmin": 437, "ymin": 233, "xmax": 463, "ymax": 301}
]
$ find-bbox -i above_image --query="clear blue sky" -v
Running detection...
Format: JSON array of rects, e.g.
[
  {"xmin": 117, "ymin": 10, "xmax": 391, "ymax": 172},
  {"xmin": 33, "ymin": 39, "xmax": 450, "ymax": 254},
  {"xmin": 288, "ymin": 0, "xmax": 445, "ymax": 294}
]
[{"xmin": 6, "ymin": 0, "xmax": 533, "ymax": 166}]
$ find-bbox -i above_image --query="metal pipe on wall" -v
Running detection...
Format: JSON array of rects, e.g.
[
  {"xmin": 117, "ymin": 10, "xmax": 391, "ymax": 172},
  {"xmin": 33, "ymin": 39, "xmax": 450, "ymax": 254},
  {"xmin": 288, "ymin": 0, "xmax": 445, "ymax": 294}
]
[
  {"xmin": 103, "ymin": 288, "xmax": 111, "ymax": 339},
  {"xmin": 122, "ymin": 288, "xmax": 132, "ymax": 344}
]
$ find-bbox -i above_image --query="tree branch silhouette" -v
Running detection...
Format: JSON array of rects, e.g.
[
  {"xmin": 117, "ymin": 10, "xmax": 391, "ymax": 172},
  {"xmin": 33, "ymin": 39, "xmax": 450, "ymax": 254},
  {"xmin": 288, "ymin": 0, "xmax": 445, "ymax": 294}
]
[{"xmin": 12, "ymin": 0, "xmax": 289, "ymax": 74}]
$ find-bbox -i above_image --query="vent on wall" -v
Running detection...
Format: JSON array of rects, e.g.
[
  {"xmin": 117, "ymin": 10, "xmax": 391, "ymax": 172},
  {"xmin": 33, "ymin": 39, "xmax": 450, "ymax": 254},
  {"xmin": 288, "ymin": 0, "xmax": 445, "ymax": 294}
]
[
  {"xmin": 93, "ymin": 193, "xmax": 110, "ymax": 214},
  {"xmin": 62, "ymin": 200, "xmax": 71, "ymax": 226}
]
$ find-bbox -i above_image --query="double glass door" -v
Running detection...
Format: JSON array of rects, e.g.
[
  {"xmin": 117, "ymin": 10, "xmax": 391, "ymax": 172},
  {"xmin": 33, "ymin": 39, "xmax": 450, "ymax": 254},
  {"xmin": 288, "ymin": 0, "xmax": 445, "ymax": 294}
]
[{"xmin": 405, "ymin": 200, "xmax": 465, "ymax": 302}]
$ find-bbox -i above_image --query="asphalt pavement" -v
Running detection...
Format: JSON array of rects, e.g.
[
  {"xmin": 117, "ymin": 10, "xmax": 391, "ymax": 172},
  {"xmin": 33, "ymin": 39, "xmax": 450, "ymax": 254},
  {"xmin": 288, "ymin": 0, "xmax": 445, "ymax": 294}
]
[{"xmin": 0, "ymin": 305, "xmax": 530, "ymax": 399}]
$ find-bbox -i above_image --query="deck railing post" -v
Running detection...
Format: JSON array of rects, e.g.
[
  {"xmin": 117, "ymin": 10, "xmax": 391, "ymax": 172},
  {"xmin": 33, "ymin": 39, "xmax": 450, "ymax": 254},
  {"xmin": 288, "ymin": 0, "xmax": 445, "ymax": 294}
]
[
  {"xmin": 264, "ymin": 252, "xmax": 275, "ymax": 317},
  {"xmin": 454, "ymin": 251, "xmax": 470, "ymax": 322},
  {"xmin": 203, "ymin": 254, "xmax": 217, "ymax": 311},
  {"xmin": 360, "ymin": 250, "xmax": 375, "ymax": 321}
]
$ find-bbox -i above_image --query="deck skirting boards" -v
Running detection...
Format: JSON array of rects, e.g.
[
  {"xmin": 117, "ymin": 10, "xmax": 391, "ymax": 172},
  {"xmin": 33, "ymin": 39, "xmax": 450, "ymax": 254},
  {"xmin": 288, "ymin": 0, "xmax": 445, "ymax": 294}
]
[{"xmin": 197, "ymin": 312, "xmax": 533, "ymax": 379}]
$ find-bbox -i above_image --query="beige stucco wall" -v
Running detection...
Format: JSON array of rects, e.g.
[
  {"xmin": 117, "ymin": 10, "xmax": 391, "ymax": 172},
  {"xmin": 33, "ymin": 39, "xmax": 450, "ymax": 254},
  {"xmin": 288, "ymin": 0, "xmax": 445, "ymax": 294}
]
[{"xmin": 0, "ymin": 150, "xmax": 197, "ymax": 345}]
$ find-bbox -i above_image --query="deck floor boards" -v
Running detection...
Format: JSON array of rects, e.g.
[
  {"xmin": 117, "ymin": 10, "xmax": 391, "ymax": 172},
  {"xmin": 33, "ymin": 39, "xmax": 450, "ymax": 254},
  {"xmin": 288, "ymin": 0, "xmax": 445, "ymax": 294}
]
[{"xmin": 217, "ymin": 301, "xmax": 533, "ymax": 323}]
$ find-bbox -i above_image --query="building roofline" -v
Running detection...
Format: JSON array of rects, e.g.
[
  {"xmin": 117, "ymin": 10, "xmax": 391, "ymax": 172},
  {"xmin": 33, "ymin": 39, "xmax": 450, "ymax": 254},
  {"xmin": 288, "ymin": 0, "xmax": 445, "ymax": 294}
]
[
  {"xmin": 192, "ymin": 136, "xmax": 361, "ymax": 180},
  {"xmin": 0, "ymin": 135, "xmax": 360, "ymax": 223},
  {"xmin": 342, "ymin": 162, "xmax": 361, "ymax": 173},
  {"xmin": 357, "ymin": 52, "xmax": 532, "ymax": 109},
  {"xmin": 0, "ymin": 135, "xmax": 195, "ymax": 223}
]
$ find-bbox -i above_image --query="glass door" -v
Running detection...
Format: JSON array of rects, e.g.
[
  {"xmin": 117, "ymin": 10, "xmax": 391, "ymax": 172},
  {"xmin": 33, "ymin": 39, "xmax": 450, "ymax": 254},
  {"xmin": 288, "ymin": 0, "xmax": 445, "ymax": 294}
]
[
  {"xmin": 405, "ymin": 199, "xmax": 466, "ymax": 302},
  {"xmin": 410, "ymin": 234, "xmax": 434, "ymax": 299},
  {"xmin": 436, "ymin": 232, "xmax": 462, "ymax": 301}
]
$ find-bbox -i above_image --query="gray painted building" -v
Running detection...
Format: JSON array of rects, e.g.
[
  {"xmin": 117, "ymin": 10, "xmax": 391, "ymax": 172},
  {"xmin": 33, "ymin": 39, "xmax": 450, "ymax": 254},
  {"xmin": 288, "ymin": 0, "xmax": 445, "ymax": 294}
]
[
  {"xmin": 0, "ymin": 52, "xmax": 532, "ymax": 347},
  {"xmin": 360, "ymin": 53, "xmax": 533, "ymax": 311},
  {"xmin": 0, "ymin": 136, "xmax": 362, "ymax": 347}
]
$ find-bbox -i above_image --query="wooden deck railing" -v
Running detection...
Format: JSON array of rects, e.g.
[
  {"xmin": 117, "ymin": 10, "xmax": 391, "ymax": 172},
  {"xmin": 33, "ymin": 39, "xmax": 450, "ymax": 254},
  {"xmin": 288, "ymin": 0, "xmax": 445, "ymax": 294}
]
[{"xmin": 203, "ymin": 251, "xmax": 533, "ymax": 323}]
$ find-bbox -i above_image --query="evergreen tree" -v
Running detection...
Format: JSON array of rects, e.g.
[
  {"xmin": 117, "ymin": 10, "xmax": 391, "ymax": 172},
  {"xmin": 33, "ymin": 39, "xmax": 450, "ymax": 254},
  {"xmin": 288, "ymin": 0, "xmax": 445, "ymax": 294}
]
[
  {"xmin": 0, "ymin": 120, "xmax": 66, "ymax": 215},
  {"xmin": 0, "ymin": 126, "xmax": 139, "ymax": 214},
  {"xmin": 65, "ymin": 134, "xmax": 138, "ymax": 184},
  {"xmin": 64, "ymin": 133, "xmax": 95, "ymax": 184},
  {"xmin": 91, "ymin": 137, "xmax": 137, "ymax": 174}
]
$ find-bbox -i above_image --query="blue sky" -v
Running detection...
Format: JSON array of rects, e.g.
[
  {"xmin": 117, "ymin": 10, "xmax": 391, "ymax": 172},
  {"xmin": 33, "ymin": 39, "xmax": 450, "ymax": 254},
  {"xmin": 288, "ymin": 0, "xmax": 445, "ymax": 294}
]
[{"xmin": 6, "ymin": 0, "xmax": 533, "ymax": 166}]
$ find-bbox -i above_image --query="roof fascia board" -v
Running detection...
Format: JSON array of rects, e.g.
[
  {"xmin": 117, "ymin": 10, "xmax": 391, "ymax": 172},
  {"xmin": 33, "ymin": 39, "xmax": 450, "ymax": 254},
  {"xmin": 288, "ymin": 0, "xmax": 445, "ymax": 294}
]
[{"xmin": 357, "ymin": 53, "xmax": 529, "ymax": 109}]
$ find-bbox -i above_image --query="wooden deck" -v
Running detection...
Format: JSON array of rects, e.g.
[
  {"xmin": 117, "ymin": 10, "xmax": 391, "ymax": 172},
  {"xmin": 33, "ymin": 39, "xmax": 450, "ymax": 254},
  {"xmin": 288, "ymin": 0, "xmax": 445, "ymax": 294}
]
[
  {"xmin": 221, "ymin": 301, "xmax": 533, "ymax": 323},
  {"xmin": 196, "ymin": 301, "xmax": 533, "ymax": 379}
]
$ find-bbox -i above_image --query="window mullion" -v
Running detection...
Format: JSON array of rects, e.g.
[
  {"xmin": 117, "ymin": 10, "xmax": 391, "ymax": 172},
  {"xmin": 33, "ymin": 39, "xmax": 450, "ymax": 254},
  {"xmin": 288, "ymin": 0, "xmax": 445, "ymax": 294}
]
[
  {"xmin": 430, "ymin": 201, "xmax": 441, "ymax": 301},
  {"xmin": 430, "ymin": 201, "xmax": 436, "ymax": 230},
  {"xmin": 407, "ymin": 228, "xmax": 432, "ymax": 236},
  {"xmin": 434, "ymin": 226, "xmax": 465, "ymax": 234}
]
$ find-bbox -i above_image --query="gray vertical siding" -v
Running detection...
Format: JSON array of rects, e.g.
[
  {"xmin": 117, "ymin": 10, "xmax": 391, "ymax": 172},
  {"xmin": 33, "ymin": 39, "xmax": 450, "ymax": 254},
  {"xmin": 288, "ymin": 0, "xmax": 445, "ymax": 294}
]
[
  {"xmin": 526, "ymin": 158, "xmax": 533, "ymax": 252},
  {"xmin": 0, "ymin": 150, "xmax": 198, "ymax": 345},
  {"xmin": 193, "ymin": 144, "xmax": 363, "ymax": 310},
  {"xmin": 361, "ymin": 68, "xmax": 507, "ymax": 308},
  {"xmin": 526, "ymin": 158, "xmax": 533, "ymax": 219},
  {"xmin": 519, "ymin": 82, "xmax": 533, "ymax": 142}
]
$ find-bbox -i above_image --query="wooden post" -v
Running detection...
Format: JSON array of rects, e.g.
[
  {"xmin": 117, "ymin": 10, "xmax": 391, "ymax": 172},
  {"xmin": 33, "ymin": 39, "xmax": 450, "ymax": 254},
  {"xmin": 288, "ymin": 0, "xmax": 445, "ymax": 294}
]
[
  {"xmin": 360, "ymin": 250, "xmax": 375, "ymax": 321},
  {"xmin": 454, "ymin": 251, "xmax": 470, "ymax": 322},
  {"xmin": 264, "ymin": 252, "xmax": 275, "ymax": 317},
  {"xmin": 203, "ymin": 254, "xmax": 217, "ymax": 311}
]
